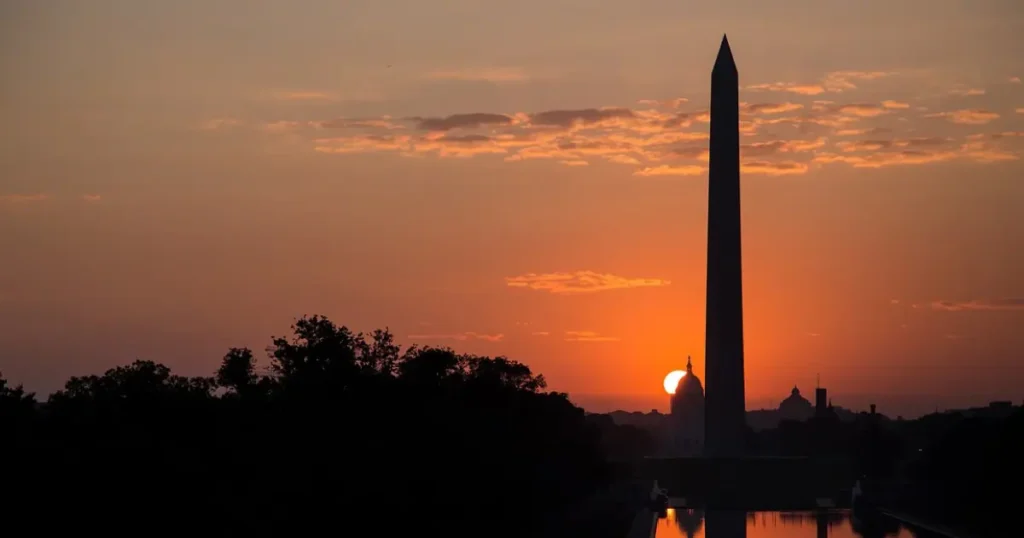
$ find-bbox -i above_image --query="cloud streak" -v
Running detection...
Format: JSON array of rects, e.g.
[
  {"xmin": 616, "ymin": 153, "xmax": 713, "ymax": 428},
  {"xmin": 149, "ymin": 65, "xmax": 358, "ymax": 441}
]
[
  {"xmin": 925, "ymin": 109, "xmax": 1000, "ymax": 125},
  {"xmin": 1, "ymin": 193, "xmax": 49, "ymax": 203},
  {"xmin": 949, "ymin": 88, "xmax": 985, "ymax": 97},
  {"xmin": 746, "ymin": 70, "xmax": 894, "ymax": 96},
  {"xmin": 505, "ymin": 271, "xmax": 671, "ymax": 294},
  {"xmin": 927, "ymin": 298, "xmax": 1024, "ymax": 312},
  {"xmin": 425, "ymin": 67, "xmax": 529, "ymax": 83},
  {"xmin": 199, "ymin": 118, "xmax": 241, "ymax": 131},
  {"xmin": 741, "ymin": 161, "xmax": 809, "ymax": 176},
  {"xmin": 217, "ymin": 68, "xmax": 1022, "ymax": 176},
  {"xmin": 270, "ymin": 91, "xmax": 340, "ymax": 102},
  {"xmin": 414, "ymin": 113, "xmax": 516, "ymax": 131},
  {"xmin": 634, "ymin": 165, "xmax": 706, "ymax": 177},
  {"xmin": 407, "ymin": 332, "xmax": 505, "ymax": 342},
  {"xmin": 564, "ymin": 331, "xmax": 620, "ymax": 343}
]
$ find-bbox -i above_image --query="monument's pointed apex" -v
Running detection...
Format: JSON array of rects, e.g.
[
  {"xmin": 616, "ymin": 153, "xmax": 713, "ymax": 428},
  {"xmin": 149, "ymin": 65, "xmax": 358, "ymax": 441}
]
[{"xmin": 714, "ymin": 34, "xmax": 736, "ymax": 72}]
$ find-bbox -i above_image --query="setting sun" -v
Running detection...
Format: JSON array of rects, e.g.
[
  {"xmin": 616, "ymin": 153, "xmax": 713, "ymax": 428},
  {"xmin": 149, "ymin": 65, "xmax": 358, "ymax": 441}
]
[{"xmin": 663, "ymin": 370, "xmax": 686, "ymax": 395}]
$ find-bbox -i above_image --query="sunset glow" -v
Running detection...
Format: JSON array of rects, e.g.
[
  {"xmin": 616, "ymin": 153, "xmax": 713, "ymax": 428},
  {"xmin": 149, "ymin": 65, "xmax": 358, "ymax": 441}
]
[
  {"xmin": 664, "ymin": 370, "xmax": 687, "ymax": 395},
  {"xmin": 2, "ymin": 1, "xmax": 1023, "ymax": 418}
]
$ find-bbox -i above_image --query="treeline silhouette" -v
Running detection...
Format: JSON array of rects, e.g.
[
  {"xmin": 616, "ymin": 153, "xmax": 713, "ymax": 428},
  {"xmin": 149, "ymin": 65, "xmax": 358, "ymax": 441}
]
[
  {"xmin": 2, "ymin": 315, "xmax": 647, "ymax": 537},
  {"xmin": 747, "ymin": 405, "xmax": 1024, "ymax": 537},
  {"xmin": 890, "ymin": 408, "xmax": 1024, "ymax": 538},
  {"xmin": 745, "ymin": 413, "xmax": 904, "ymax": 478}
]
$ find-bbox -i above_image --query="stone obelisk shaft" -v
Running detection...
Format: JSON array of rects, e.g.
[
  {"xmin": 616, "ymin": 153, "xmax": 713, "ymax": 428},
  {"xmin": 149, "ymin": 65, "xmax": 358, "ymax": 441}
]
[{"xmin": 704, "ymin": 35, "xmax": 746, "ymax": 458}]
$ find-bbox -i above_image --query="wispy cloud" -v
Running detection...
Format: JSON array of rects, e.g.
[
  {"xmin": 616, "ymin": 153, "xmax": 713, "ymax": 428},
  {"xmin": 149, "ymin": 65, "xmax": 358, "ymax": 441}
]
[
  {"xmin": 926, "ymin": 298, "xmax": 1024, "ymax": 312},
  {"xmin": 269, "ymin": 90, "xmax": 340, "ymax": 101},
  {"xmin": 814, "ymin": 131, "xmax": 1019, "ymax": 168},
  {"xmin": 949, "ymin": 88, "xmax": 986, "ymax": 97},
  {"xmin": 814, "ymin": 147, "xmax": 1015, "ymax": 169},
  {"xmin": 822, "ymin": 71, "xmax": 894, "ymax": 91},
  {"xmin": 407, "ymin": 332, "xmax": 505, "ymax": 342},
  {"xmin": 746, "ymin": 70, "xmax": 894, "ymax": 96},
  {"xmin": 637, "ymin": 97, "xmax": 688, "ymax": 109},
  {"xmin": 1010, "ymin": 77, "xmax": 1022, "ymax": 84},
  {"xmin": 741, "ymin": 102, "xmax": 803, "ymax": 115},
  {"xmin": 82, "ymin": 194, "xmax": 102, "ymax": 202},
  {"xmin": 835, "ymin": 127, "xmax": 892, "ymax": 137},
  {"xmin": 1, "ymin": 193, "xmax": 49, "ymax": 203},
  {"xmin": 882, "ymin": 100, "xmax": 910, "ymax": 109},
  {"xmin": 820, "ymin": 102, "xmax": 893, "ymax": 118},
  {"xmin": 414, "ymin": 113, "xmax": 516, "ymax": 131},
  {"xmin": 833, "ymin": 137, "xmax": 952, "ymax": 152},
  {"xmin": 223, "ymin": 69, "xmax": 1022, "ymax": 175},
  {"xmin": 531, "ymin": 331, "xmax": 550, "ymax": 337},
  {"xmin": 320, "ymin": 117, "xmax": 406, "ymax": 130},
  {"xmin": 634, "ymin": 165, "xmax": 706, "ymax": 177},
  {"xmin": 529, "ymin": 107, "xmax": 636, "ymax": 128},
  {"xmin": 425, "ymin": 67, "xmax": 529, "ymax": 83},
  {"xmin": 199, "ymin": 118, "xmax": 242, "ymax": 131},
  {"xmin": 607, "ymin": 154, "xmax": 642, "ymax": 165},
  {"xmin": 925, "ymin": 109, "xmax": 1000, "ymax": 125},
  {"xmin": 745, "ymin": 82, "xmax": 827, "ymax": 96},
  {"xmin": 505, "ymin": 271, "xmax": 671, "ymax": 294},
  {"xmin": 741, "ymin": 161, "xmax": 809, "ymax": 176},
  {"xmin": 564, "ymin": 330, "xmax": 620, "ymax": 343}
]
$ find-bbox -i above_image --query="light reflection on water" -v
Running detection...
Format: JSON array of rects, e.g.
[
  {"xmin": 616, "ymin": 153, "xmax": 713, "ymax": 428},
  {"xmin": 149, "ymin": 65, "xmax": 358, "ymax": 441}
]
[{"xmin": 655, "ymin": 508, "xmax": 922, "ymax": 538}]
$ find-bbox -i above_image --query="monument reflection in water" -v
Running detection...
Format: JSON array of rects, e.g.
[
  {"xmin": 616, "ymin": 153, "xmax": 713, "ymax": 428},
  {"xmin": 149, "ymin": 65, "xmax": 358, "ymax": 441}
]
[{"xmin": 655, "ymin": 509, "xmax": 917, "ymax": 538}]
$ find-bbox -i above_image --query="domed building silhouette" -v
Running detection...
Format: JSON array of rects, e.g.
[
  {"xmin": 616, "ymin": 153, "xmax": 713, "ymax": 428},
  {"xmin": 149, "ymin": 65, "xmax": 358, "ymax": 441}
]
[
  {"xmin": 779, "ymin": 386, "xmax": 814, "ymax": 421},
  {"xmin": 667, "ymin": 356, "xmax": 705, "ymax": 456}
]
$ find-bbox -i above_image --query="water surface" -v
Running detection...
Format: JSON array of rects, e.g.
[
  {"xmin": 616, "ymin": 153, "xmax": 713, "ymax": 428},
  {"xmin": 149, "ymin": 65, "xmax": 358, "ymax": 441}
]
[{"xmin": 655, "ymin": 509, "xmax": 938, "ymax": 538}]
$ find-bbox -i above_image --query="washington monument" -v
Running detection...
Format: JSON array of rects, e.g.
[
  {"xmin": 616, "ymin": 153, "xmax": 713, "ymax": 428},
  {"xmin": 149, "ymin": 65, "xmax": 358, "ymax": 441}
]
[{"xmin": 703, "ymin": 35, "xmax": 747, "ymax": 458}]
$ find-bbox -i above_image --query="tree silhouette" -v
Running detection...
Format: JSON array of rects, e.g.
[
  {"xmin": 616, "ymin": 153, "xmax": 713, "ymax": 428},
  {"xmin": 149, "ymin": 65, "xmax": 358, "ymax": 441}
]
[
  {"xmin": 0, "ymin": 371, "xmax": 36, "ymax": 430},
  {"xmin": 0, "ymin": 371, "xmax": 34, "ymax": 406},
  {"xmin": 216, "ymin": 347, "xmax": 256, "ymax": 390},
  {"xmin": 267, "ymin": 315, "xmax": 362, "ymax": 390},
  {"xmin": 357, "ymin": 327, "xmax": 402, "ymax": 375},
  {"xmin": 0, "ymin": 315, "xmax": 650, "ymax": 536}
]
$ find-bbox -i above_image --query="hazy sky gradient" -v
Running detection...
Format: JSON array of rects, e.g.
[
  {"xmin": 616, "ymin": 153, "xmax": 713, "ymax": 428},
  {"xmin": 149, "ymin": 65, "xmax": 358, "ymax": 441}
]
[{"xmin": 2, "ymin": 0, "xmax": 1023, "ymax": 417}]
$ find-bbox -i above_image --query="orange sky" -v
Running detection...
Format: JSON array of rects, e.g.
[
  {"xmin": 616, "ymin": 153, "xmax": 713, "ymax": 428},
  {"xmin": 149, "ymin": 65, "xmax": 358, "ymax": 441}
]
[{"xmin": 2, "ymin": 1, "xmax": 1023, "ymax": 416}]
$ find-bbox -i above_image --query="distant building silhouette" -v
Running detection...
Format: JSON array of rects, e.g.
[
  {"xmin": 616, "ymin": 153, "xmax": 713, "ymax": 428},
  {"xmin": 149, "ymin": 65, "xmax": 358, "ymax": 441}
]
[
  {"xmin": 668, "ymin": 356, "xmax": 705, "ymax": 456},
  {"xmin": 704, "ymin": 34, "xmax": 747, "ymax": 458},
  {"xmin": 779, "ymin": 386, "xmax": 814, "ymax": 422},
  {"xmin": 815, "ymin": 387, "xmax": 828, "ymax": 417}
]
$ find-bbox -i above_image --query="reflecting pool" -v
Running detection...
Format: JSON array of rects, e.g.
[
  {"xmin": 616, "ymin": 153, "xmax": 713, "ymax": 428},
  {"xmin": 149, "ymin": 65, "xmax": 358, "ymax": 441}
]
[{"xmin": 655, "ymin": 508, "xmax": 942, "ymax": 538}]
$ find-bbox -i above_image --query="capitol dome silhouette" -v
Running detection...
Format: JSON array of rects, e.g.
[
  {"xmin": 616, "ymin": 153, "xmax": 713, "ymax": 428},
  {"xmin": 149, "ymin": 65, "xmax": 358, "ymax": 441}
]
[
  {"xmin": 667, "ymin": 356, "xmax": 705, "ymax": 456},
  {"xmin": 779, "ymin": 386, "xmax": 813, "ymax": 421},
  {"xmin": 671, "ymin": 357, "xmax": 704, "ymax": 414}
]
